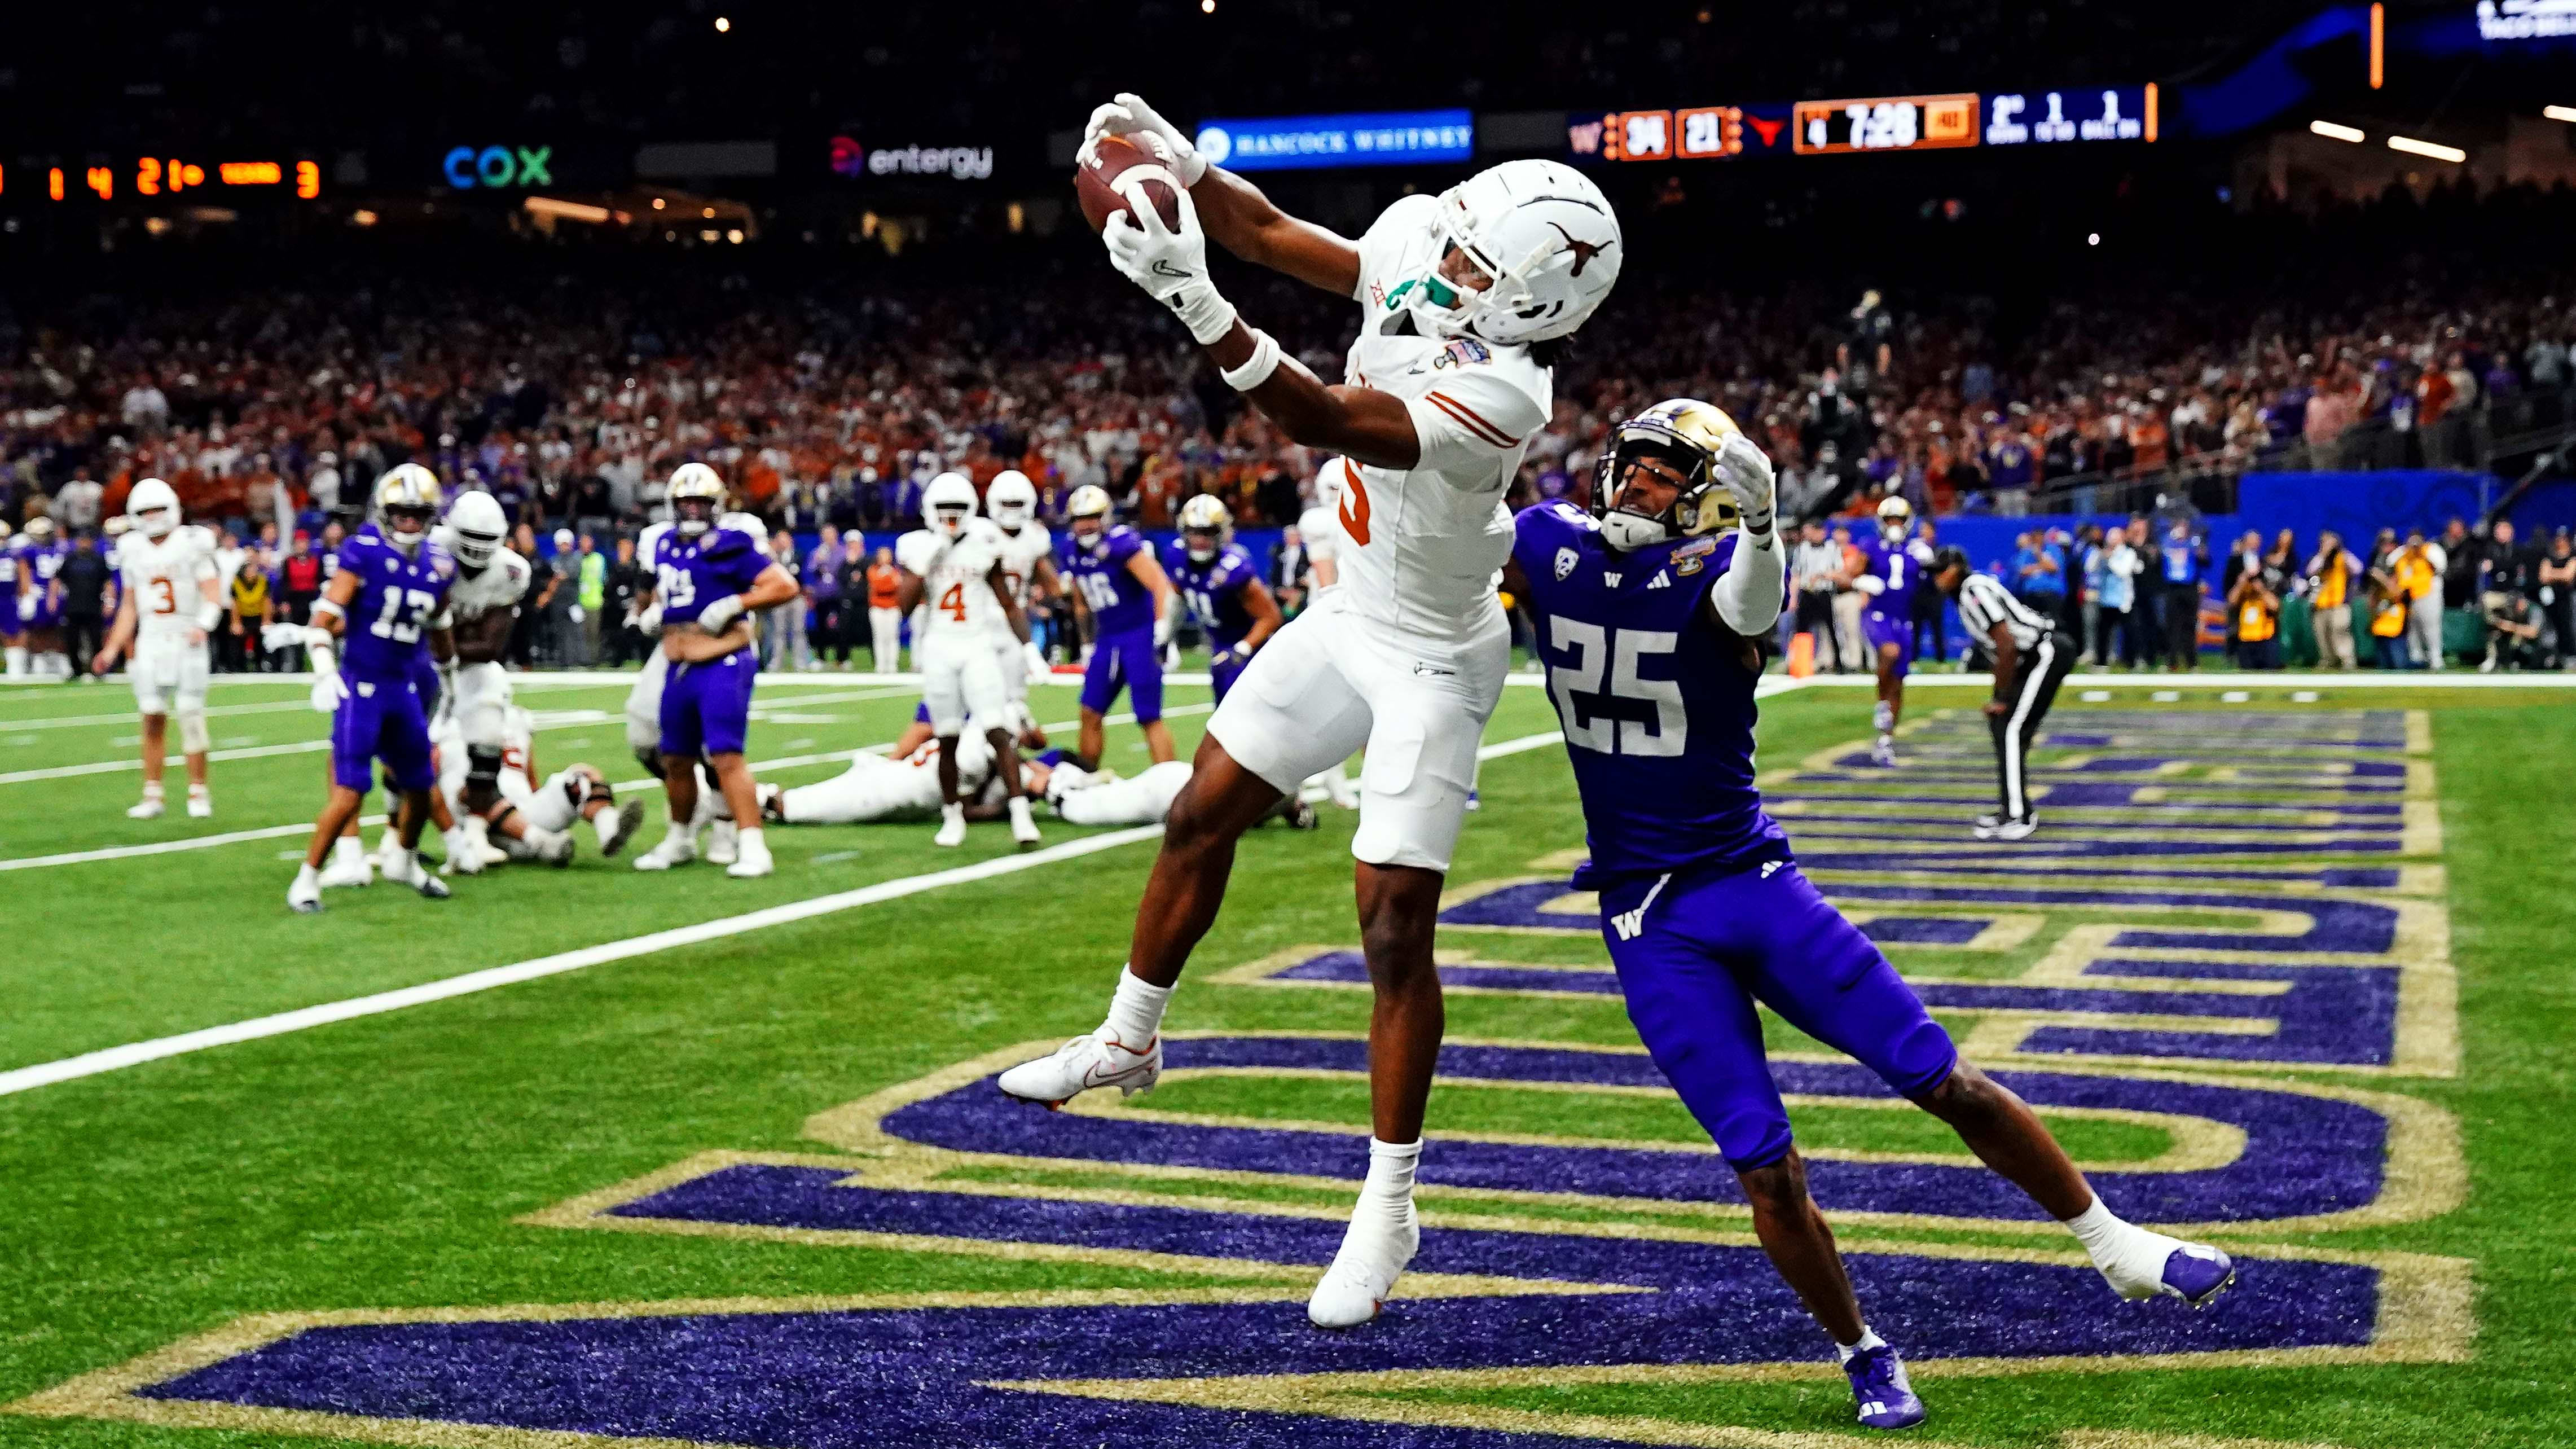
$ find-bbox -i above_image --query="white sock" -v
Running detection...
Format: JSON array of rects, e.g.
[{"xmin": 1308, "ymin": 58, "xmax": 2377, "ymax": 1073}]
[
  {"xmin": 1872, "ymin": 700, "xmax": 1895, "ymax": 734},
  {"xmin": 333, "ymin": 836, "xmax": 364, "ymax": 866},
  {"xmin": 394, "ymin": 846, "xmax": 419, "ymax": 874},
  {"xmin": 2061, "ymin": 1195, "xmax": 2175, "ymax": 1286},
  {"xmin": 3, "ymin": 646, "xmax": 23, "ymax": 677},
  {"xmin": 736, "ymin": 825, "xmax": 766, "ymax": 854},
  {"xmin": 1102, "ymin": 967, "xmax": 1172, "ymax": 1048},
  {"xmin": 591, "ymin": 811, "xmax": 619, "ymax": 849},
  {"xmin": 1359, "ymin": 1137, "xmax": 1422, "ymax": 1218},
  {"xmin": 1834, "ymin": 1325, "xmax": 1888, "ymax": 1363},
  {"xmin": 140, "ymin": 781, "xmax": 165, "ymax": 799},
  {"xmin": 293, "ymin": 863, "xmax": 320, "ymax": 892}
]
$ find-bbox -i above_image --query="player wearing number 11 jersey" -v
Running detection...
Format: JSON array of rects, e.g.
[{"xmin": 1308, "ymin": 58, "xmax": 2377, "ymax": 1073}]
[{"xmin": 1506, "ymin": 401, "xmax": 2232, "ymax": 1434}]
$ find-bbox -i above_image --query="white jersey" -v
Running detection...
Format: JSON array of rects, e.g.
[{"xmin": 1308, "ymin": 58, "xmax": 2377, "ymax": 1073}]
[
  {"xmin": 430, "ymin": 532, "xmax": 532, "ymax": 622},
  {"xmin": 1297, "ymin": 504, "xmax": 1342, "ymax": 571},
  {"xmin": 1337, "ymin": 193, "xmax": 1551, "ymax": 650},
  {"xmin": 987, "ymin": 523, "xmax": 1053, "ymax": 638},
  {"xmin": 897, "ymin": 520, "xmax": 1008, "ymax": 645},
  {"xmin": 437, "ymin": 706, "xmax": 537, "ymax": 807},
  {"xmin": 118, "ymin": 525, "xmax": 219, "ymax": 647},
  {"xmin": 776, "ymin": 735, "xmax": 994, "ymax": 824}
]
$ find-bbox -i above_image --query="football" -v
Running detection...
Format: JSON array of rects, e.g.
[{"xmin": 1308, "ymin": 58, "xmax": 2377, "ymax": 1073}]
[{"xmin": 1074, "ymin": 134, "xmax": 1185, "ymax": 235}]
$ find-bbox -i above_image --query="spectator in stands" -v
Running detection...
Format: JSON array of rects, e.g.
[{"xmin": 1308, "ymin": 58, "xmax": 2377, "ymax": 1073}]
[
  {"xmin": 225, "ymin": 547, "xmax": 273, "ymax": 673},
  {"xmin": 2479, "ymin": 517, "xmax": 2535, "ymax": 608},
  {"xmin": 863, "ymin": 542, "xmax": 902, "ymax": 673},
  {"xmin": 2538, "ymin": 530, "xmax": 2575, "ymax": 665},
  {"xmin": 2439, "ymin": 517, "xmax": 2478, "ymax": 613},
  {"xmin": 307, "ymin": 453, "xmax": 342, "ymax": 517},
  {"xmin": 2482, "ymin": 590, "xmax": 2555, "ymax": 671},
  {"xmin": 2305, "ymin": 530, "xmax": 2362, "ymax": 670},
  {"xmin": 2156, "ymin": 519, "xmax": 2209, "ymax": 671},
  {"xmin": 2093, "ymin": 524, "xmax": 2141, "ymax": 668},
  {"xmin": 2367, "ymin": 556, "xmax": 2412, "ymax": 670},
  {"xmin": 2228, "ymin": 556, "xmax": 2283, "ymax": 670}
]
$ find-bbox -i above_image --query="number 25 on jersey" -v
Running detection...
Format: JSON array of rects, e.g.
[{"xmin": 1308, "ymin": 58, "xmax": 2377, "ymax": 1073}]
[{"xmin": 1547, "ymin": 619, "xmax": 1686, "ymax": 756}]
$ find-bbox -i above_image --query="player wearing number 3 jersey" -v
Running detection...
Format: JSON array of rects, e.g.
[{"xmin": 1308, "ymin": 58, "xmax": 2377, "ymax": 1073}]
[
  {"xmin": 1506, "ymin": 401, "xmax": 2234, "ymax": 1434},
  {"xmin": 997, "ymin": 90, "xmax": 1624, "ymax": 1332}
]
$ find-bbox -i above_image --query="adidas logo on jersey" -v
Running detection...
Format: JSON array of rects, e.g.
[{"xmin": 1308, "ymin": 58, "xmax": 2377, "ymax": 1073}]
[
  {"xmin": 1647, "ymin": 572, "xmax": 1671, "ymax": 590},
  {"xmin": 1761, "ymin": 860, "xmax": 1785, "ymax": 878}
]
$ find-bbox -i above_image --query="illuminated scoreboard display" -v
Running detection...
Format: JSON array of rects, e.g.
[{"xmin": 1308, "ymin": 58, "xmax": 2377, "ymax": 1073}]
[
  {"xmin": 1792, "ymin": 94, "xmax": 1980, "ymax": 155},
  {"xmin": 3, "ymin": 156, "xmax": 322, "ymax": 203},
  {"xmin": 1985, "ymin": 86, "xmax": 2158, "ymax": 145}
]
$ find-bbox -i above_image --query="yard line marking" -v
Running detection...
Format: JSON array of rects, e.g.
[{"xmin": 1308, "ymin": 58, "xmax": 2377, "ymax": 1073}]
[
  {"xmin": 0, "ymin": 727, "xmax": 1568, "ymax": 1096},
  {"xmin": 0, "ymin": 705, "xmax": 1215, "ymax": 873}
]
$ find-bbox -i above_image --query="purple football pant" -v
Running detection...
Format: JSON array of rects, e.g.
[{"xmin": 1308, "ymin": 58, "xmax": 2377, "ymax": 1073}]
[
  {"xmin": 331, "ymin": 678, "xmax": 436, "ymax": 793},
  {"xmin": 660, "ymin": 648, "xmax": 758, "ymax": 758},
  {"xmin": 1862, "ymin": 608, "xmax": 1914, "ymax": 678},
  {"xmin": 1599, "ymin": 857, "xmax": 1957, "ymax": 1171},
  {"xmin": 1078, "ymin": 625, "xmax": 1163, "ymax": 723}
]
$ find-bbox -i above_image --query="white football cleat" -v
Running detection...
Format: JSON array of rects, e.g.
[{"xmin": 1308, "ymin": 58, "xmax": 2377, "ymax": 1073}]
[
  {"xmin": 316, "ymin": 854, "xmax": 374, "ymax": 889},
  {"xmin": 597, "ymin": 799, "xmax": 646, "ymax": 857},
  {"xmin": 1995, "ymin": 814, "xmax": 2039, "ymax": 841},
  {"xmin": 442, "ymin": 824, "xmax": 486, "ymax": 876},
  {"xmin": 529, "ymin": 828, "xmax": 576, "ymax": 867},
  {"xmin": 380, "ymin": 848, "xmax": 452, "ymax": 900},
  {"xmin": 995, "ymin": 1028, "xmax": 1162, "ymax": 1107},
  {"xmin": 933, "ymin": 803, "xmax": 968, "ymax": 848},
  {"xmin": 1308, "ymin": 1200, "xmax": 1421, "ymax": 1329},
  {"xmin": 1007, "ymin": 796, "xmax": 1042, "ymax": 850},
  {"xmin": 287, "ymin": 873, "xmax": 323, "ymax": 914},
  {"xmin": 185, "ymin": 788, "xmax": 213, "ymax": 818},
  {"xmin": 127, "ymin": 793, "xmax": 166, "ymax": 820},
  {"xmin": 724, "ymin": 834, "xmax": 773, "ymax": 879},
  {"xmin": 705, "ymin": 818, "xmax": 740, "ymax": 865},
  {"xmin": 633, "ymin": 829, "xmax": 696, "ymax": 871}
]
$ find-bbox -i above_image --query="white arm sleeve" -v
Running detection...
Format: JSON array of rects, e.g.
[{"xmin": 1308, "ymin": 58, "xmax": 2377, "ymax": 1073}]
[{"xmin": 1709, "ymin": 530, "xmax": 1787, "ymax": 638}]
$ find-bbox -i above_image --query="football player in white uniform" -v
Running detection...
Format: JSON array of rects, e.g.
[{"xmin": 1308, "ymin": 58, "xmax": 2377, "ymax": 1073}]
[
  {"xmin": 757, "ymin": 732, "xmax": 996, "ymax": 826},
  {"xmin": 90, "ymin": 479, "xmax": 222, "ymax": 819},
  {"xmin": 1002, "ymin": 97, "xmax": 1623, "ymax": 1327},
  {"xmin": 895, "ymin": 473, "xmax": 1047, "ymax": 849},
  {"xmin": 427, "ymin": 490, "xmax": 531, "ymax": 871},
  {"xmin": 983, "ymin": 469, "xmax": 1062, "ymax": 742},
  {"xmin": 434, "ymin": 704, "xmax": 645, "ymax": 863},
  {"xmin": 1035, "ymin": 757, "xmax": 1320, "ymax": 831}
]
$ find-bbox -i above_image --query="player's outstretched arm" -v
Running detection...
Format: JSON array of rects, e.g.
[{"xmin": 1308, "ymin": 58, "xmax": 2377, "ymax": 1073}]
[
  {"xmin": 1706, "ymin": 434, "xmax": 1786, "ymax": 639},
  {"xmin": 1082, "ymin": 92, "xmax": 1360, "ymax": 297}
]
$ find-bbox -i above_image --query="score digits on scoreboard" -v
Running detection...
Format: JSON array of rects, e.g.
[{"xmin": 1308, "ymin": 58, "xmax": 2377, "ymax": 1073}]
[{"xmin": 1985, "ymin": 86, "xmax": 2157, "ymax": 146}]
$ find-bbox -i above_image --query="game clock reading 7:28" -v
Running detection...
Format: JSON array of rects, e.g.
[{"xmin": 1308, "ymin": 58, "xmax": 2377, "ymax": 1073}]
[{"xmin": 1792, "ymin": 94, "xmax": 1980, "ymax": 155}]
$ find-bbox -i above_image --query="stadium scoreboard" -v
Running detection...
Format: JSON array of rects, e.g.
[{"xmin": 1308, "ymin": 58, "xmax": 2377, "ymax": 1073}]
[
  {"xmin": 1571, "ymin": 84, "xmax": 2155, "ymax": 164},
  {"xmin": 1793, "ymin": 94, "xmax": 1979, "ymax": 155},
  {"xmin": 3, "ymin": 155, "xmax": 322, "ymax": 203}
]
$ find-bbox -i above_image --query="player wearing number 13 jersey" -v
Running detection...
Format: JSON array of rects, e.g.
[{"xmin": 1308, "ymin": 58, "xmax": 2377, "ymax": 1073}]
[
  {"xmin": 288, "ymin": 464, "xmax": 460, "ymax": 913},
  {"xmin": 1507, "ymin": 400, "xmax": 2234, "ymax": 1434}
]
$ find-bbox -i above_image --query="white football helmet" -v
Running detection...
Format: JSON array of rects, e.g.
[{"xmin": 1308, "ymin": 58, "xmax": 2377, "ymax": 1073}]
[
  {"xmin": 1876, "ymin": 495, "xmax": 1914, "ymax": 543},
  {"xmin": 446, "ymin": 490, "xmax": 509, "ymax": 569},
  {"xmin": 987, "ymin": 469, "xmax": 1037, "ymax": 530},
  {"xmin": 23, "ymin": 516, "xmax": 57, "ymax": 545},
  {"xmin": 128, "ymin": 477, "xmax": 182, "ymax": 538},
  {"xmin": 0, "ymin": 520, "xmax": 11, "ymax": 543},
  {"xmin": 924, "ymin": 472, "xmax": 978, "ymax": 539},
  {"xmin": 669, "ymin": 462, "xmax": 726, "ymax": 536},
  {"xmin": 1310, "ymin": 462, "xmax": 1346, "ymax": 515},
  {"xmin": 1410, "ymin": 160, "xmax": 1621, "ymax": 346},
  {"xmin": 1066, "ymin": 484, "xmax": 1114, "ymax": 544},
  {"xmin": 1177, "ymin": 493, "xmax": 1232, "ymax": 562},
  {"xmin": 375, "ymin": 464, "xmax": 443, "ymax": 552}
]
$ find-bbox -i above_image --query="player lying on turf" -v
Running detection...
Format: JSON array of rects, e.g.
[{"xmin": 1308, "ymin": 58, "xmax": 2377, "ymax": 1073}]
[
  {"xmin": 999, "ymin": 92, "xmax": 1623, "ymax": 1329},
  {"xmin": 1505, "ymin": 399, "xmax": 2234, "ymax": 1433},
  {"xmin": 761, "ymin": 737, "xmax": 1317, "ymax": 832},
  {"xmin": 433, "ymin": 702, "xmax": 645, "ymax": 864}
]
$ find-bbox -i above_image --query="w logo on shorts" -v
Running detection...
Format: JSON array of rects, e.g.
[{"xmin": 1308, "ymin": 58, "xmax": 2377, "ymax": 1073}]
[{"xmin": 1610, "ymin": 907, "xmax": 1649, "ymax": 941}]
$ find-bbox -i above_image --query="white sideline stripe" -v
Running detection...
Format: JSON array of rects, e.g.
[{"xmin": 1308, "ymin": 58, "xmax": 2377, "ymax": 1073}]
[
  {"xmin": 0, "ymin": 727, "xmax": 1569, "ymax": 1097},
  {"xmin": 0, "ymin": 704, "xmax": 1219, "ymax": 873}
]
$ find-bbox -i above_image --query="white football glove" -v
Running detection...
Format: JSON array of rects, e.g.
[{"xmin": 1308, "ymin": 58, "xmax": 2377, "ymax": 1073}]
[
  {"xmin": 1102, "ymin": 187, "xmax": 1238, "ymax": 345},
  {"xmin": 1151, "ymin": 608, "xmax": 1175, "ymax": 648},
  {"xmin": 1082, "ymin": 92, "xmax": 1207, "ymax": 185},
  {"xmin": 634, "ymin": 601, "xmax": 663, "ymax": 636},
  {"xmin": 309, "ymin": 671, "xmax": 349, "ymax": 714},
  {"xmin": 1022, "ymin": 640, "xmax": 1050, "ymax": 685},
  {"xmin": 697, "ymin": 594, "xmax": 746, "ymax": 633},
  {"xmin": 430, "ymin": 660, "xmax": 458, "ymax": 731},
  {"xmin": 1715, "ymin": 433, "xmax": 1777, "ymax": 539}
]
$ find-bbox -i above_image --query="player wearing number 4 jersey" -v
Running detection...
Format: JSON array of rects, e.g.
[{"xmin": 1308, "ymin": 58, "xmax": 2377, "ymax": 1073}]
[
  {"xmin": 896, "ymin": 473, "xmax": 1047, "ymax": 849},
  {"xmin": 1507, "ymin": 399, "xmax": 2233, "ymax": 1434},
  {"xmin": 287, "ymin": 465, "xmax": 461, "ymax": 913},
  {"xmin": 91, "ymin": 479, "xmax": 223, "ymax": 820},
  {"xmin": 999, "ymin": 92, "xmax": 1622, "ymax": 1331}
]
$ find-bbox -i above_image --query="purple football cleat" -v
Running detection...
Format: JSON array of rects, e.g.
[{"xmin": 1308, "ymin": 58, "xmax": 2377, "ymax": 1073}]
[
  {"xmin": 2162, "ymin": 1243, "xmax": 2237, "ymax": 1307},
  {"xmin": 1842, "ymin": 1343, "xmax": 1926, "ymax": 1431}
]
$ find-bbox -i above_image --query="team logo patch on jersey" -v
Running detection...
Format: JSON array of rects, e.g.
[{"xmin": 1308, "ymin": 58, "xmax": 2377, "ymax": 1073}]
[
  {"xmin": 1433, "ymin": 338, "xmax": 1492, "ymax": 369},
  {"xmin": 1553, "ymin": 546, "xmax": 1578, "ymax": 581},
  {"xmin": 1676, "ymin": 555, "xmax": 1706, "ymax": 576},
  {"xmin": 1602, "ymin": 571, "xmax": 1622, "ymax": 588}
]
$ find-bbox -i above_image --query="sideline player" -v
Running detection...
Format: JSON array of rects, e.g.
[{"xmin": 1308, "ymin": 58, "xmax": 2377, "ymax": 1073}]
[
  {"xmin": 90, "ymin": 480, "xmax": 222, "ymax": 819},
  {"xmin": 428, "ymin": 490, "xmax": 531, "ymax": 870},
  {"xmin": 287, "ymin": 464, "xmax": 460, "ymax": 912},
  {"xmin": 15, "ymin": 516, "xmax": 72, "ymax": 679},
  {"xmin": 1060, "ymin": 485, "xmax": 1178, "ymax": 767},
  {"xmin": 1843, "ymin": 496, "xmax": 1933, "ymax": 766},
  {"xmin": 1506, "ymin": 400, "xmax": 2231, "ymax": 1432},
  {"xmin": 1932, "ymin": 546, "xmax": 2073, "ymax": 841},
  {"xmin": 999, "ymin": 94, "xmax": 1623, "ymax": 1328},
  {"xmin": 896, "ymin": 472, "xmax": 1047, "ymax": 849},
  {"xmin": 630, "ymin": 463, "xmax": 801, "ymax": 878},
  {"xmin": 434, "ymin": 701, "xmax": 644, "ymax": 863},
  {"xmin": 984, "ymin": 469, "xmax": 1062, "ymax": 743},
  {"xmin": 0, "ymin": 520, "xmax": 19, "ymax": 677},
  {"xmin": 1164, "ymin": 493, "xmax": 1282, "ymax": 702}
]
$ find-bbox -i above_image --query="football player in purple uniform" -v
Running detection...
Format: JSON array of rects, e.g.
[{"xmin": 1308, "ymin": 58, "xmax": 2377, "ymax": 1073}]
[
  {"xmin": 1504, "ymin": 401, "xmax": 2233, "ymax": 1434},
  {"xmin": 13, "ymin": 516, "xmax": 73, "ymax": 679},
  {"xmin": 1162, "ymin": 494, "xmax": 1283, "ymax": 702},
  {"xmin": 288, "ymin": 465, "xmax": 461, "ymax": 912},
  {"xmin": 1841, "ymin": 495, "xmax": 1935, "ymax": 766},
  {"xmin": 1058, "ymin": 485, "xmax": 1179, "ymax": 768},
  {"xmin": 629, "ymin": 464, "xmax": 801, "ymax": 879}
]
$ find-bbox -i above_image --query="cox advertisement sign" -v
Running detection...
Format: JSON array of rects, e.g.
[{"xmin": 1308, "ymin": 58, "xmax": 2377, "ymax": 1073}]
[
  {"xmin": 443, "ymin": 144, "xmax": 556, "ymax": 189},
  {"xmin": 1190, "ymin": 109, "xmax": 1473, "ymax": 171}
]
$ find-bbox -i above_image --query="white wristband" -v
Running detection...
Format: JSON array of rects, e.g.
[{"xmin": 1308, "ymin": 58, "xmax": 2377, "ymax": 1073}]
[
  {"xmin": 1171, "ymin": 284, "xmax": 1239, "ymax": 346},
  {"xmin": 196, "ymin": 603, "xmax": 224, "ymax": 632},
  {"xmin": 1220, "ymin": 329, "xmax": 1284, "ymax": 392}
]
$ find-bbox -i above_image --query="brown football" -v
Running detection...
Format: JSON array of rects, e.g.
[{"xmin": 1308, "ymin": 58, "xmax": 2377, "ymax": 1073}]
[{"xmin": 1074, "ymin": 134, "xmax": 1185, "ymax": 235}]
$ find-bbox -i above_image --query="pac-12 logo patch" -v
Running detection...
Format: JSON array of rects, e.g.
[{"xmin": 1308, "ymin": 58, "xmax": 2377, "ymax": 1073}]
[{"xmin": 1554, "ymin": 546, "xmax": 1579, "ymax": 581}]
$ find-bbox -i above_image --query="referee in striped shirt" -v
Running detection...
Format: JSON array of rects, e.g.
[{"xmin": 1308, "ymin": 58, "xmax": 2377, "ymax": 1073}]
[{"xmin": 1932, "ymin": 547, "xmax": 2073, "ymax": 840}]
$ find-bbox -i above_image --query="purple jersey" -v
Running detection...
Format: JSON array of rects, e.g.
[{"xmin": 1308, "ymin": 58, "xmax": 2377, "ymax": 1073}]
[
  {"xmin": 16, "ymin": 539, "xmax": 70, "ymax": 628},
  {"xmin": 1853, "ymin": 532, "xmax": 1926, "ymax": 620},
  {"xmin": 335, "ymin": 524, "xmax": 458, "ymax": 684},
  {"xmin": 1061, "ymin": 525, "xmax": 1155, "ymax": 636},
  {"xmin": 644, "ymin": 520, "xmax": 770, "ymax": 633},
  {"xmin": 1510, "ymin": 502, "xmax": 1790, "ymax": 889},
  {"xmin": 1162, "ymin": 541, "xmax": 1259, "ymax": 649}
]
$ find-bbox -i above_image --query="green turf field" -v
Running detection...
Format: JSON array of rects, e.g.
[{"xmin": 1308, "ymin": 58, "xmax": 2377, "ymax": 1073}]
[{"xmin": 1, "ymin": 670, "xmax": 2570, "ymax": 1448}]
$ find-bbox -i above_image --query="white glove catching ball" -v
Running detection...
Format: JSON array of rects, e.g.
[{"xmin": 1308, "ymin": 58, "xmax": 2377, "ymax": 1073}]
[
  {"xmin": 1082, "ymin": 92, "xmax": 1207, "ymax": 185},
  {"xmin": 1102, "ymin": 186, "xmax": 1238, "ymax": 345},
  {"xmin": 1715, "ymin": 432, "xmax": 1777, "ymax": 538}
]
